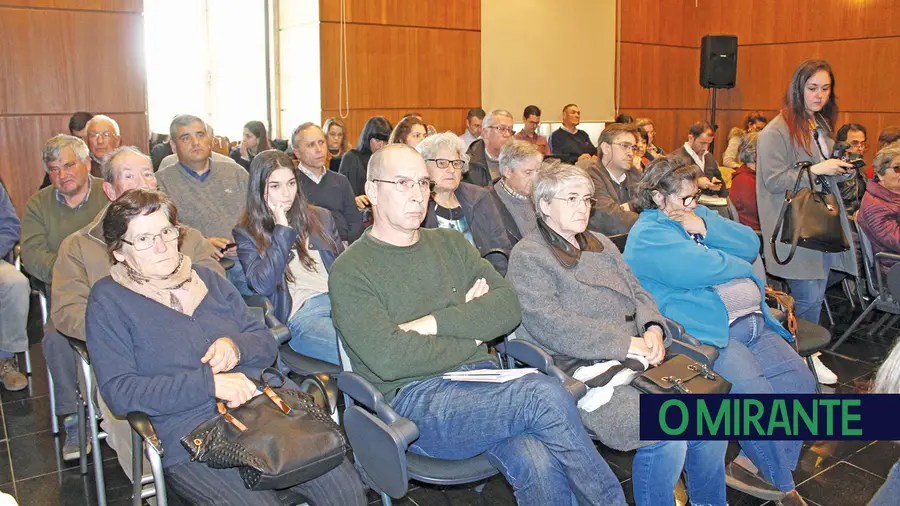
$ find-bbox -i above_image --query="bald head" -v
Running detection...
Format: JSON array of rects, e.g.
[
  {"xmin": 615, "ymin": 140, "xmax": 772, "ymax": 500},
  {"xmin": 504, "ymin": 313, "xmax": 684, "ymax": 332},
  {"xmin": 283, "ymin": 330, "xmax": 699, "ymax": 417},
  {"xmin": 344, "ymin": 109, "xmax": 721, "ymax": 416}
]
[
  {"xmin": 367, "ymin": 143, "xmax": 424, "ymax": 182},
  {"xmin": 101, "ymin": 146, "xmax": 157, "ymax": 200},
  {"xmin": 85, "ymin": 114, "xmax": 121, "ymax": 160}
]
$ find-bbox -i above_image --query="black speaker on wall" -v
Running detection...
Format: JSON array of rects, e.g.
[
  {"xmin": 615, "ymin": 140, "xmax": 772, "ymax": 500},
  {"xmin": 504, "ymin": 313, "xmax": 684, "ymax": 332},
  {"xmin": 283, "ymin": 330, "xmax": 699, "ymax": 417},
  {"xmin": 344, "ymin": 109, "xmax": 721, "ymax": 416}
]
[{"xmin": 700, "ymin": 35, "xmax": 738, "ymax": 89}]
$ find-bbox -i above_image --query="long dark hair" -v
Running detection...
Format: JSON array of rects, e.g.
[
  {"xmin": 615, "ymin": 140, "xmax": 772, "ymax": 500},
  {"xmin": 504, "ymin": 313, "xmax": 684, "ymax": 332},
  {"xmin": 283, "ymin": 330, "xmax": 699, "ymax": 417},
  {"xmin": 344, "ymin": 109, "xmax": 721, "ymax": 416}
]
[
  {"xmin": 354, "ymin": 116, "xmax": 392, "ymax": 154},
  {"xmin": 237, "ymin": 150, "xmax": 332, "ymax": 279},
  {"xmin": 244, "ymin": 121, "xmax": 272, "ymax": 152},
  {"xmin": 782, "ymin": 59, "xmax": 838, "ymax": 154}
]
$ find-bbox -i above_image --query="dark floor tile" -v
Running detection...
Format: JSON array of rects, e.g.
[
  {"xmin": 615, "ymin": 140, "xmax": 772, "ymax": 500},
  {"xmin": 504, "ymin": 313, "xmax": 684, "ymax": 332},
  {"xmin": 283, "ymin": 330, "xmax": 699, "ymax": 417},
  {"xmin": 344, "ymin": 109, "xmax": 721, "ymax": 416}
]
[
  {"xmin": 620, "ymin": 478, "xmax": 635, "ymax": 505},
  {"xmin": 725, "ymin": 486, "xmax": 771, "ymax": 506},
  {"xmin": 815, "ymin": 352, "xmax": 877, "ymax": 385},
  {"xmin": 0, "ymin": 410, "xmax": 6, "ymax": 442},
  {"xmin": 0, "ymin": 484, "xmax": 14, "ymax": 503},
  {"xmin": 0, "ymin": 442, "xmax": 11, "ymax": 486},
  {"xmin": 828, "ymin": 337, "xmax": 890, "ymax": 365},
  {"xmin": 847, "ymin": 441, "xmax": 900, "ymax": 479},
  {"xmin": 7, "ymin": 431, "xmax": 77, "ymax": 480},
  {"xmin": 479, "ymin": 475, "xmax": 516, "ymax": 505},
  {"xmin": 597, "ymin": 444, "xmax": 635, "ymax": 480},
  {"xmin": 802, "ymin": 439, "xmax": 873, "ymax": 462},
  {"xmin": 3, "ymin": 396, "xmax": 52, "ymax": 438},
  {"xmin": 14, "ymin": 459, "xmax": 133, "ymax": 506},
  {"xmin": 796, "ymin": 462, "xmax": 884, "ymax": 506},
  {"xmin": 793, "ymin": 443, "xmax": 840, "ymax": 485}
]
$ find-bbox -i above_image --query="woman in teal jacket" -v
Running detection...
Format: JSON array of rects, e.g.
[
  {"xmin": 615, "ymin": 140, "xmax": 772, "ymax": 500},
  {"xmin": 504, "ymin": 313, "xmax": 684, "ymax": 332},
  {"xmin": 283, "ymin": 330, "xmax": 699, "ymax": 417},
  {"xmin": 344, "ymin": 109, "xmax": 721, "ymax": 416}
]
[{"xmin": 623, "ymin": 156, "xmax": 815, "ymax": 505}]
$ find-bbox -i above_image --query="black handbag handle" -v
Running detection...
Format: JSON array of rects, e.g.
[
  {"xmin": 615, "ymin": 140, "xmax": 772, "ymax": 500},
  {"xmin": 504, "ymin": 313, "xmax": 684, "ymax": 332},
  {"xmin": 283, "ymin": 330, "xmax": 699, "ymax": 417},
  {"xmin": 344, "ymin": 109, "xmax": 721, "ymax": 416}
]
[{"xmin": 770, "ymin": 162, "xmax": 812, "ymax": 265}]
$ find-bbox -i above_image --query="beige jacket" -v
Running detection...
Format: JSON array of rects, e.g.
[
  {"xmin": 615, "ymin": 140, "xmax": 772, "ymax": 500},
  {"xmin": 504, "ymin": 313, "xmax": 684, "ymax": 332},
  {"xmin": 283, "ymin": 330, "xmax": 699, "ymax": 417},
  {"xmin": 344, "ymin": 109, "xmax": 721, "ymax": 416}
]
[{"xmin": 50, "ymin": 205, "xmax": 224, "ymax": 340}]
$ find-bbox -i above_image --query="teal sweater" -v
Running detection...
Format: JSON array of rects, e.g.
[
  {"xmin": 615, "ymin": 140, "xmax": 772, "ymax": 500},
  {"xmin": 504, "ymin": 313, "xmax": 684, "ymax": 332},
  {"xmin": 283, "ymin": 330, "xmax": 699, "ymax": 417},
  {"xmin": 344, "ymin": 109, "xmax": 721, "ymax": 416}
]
[
  {"xmin": 623, "ymin": 205, "xmax": 791, "ymax": 348},
  {"xmin": 328, "ymin": 228, "xmax": 521, "ymax": 399}
]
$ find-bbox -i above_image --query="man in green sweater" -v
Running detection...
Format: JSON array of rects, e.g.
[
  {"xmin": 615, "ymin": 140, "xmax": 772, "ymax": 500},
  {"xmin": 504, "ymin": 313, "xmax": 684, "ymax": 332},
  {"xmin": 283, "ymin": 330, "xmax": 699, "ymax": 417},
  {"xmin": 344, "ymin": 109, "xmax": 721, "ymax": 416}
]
[
  {"xmin": 329, "ymin": 144, "xmax": 626, "ymax": 506},
  {"xmin": 21, "ymin": 135, "xmax": 109, "ymax": 285}
]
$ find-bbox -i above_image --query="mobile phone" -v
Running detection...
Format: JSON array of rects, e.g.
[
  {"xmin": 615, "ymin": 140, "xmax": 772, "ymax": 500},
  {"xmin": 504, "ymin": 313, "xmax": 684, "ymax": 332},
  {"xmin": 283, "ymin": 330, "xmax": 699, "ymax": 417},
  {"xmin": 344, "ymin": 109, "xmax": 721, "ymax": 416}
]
[{"xmin": 219, "ymin": 242, "xmax": 236, "ymax": 253}]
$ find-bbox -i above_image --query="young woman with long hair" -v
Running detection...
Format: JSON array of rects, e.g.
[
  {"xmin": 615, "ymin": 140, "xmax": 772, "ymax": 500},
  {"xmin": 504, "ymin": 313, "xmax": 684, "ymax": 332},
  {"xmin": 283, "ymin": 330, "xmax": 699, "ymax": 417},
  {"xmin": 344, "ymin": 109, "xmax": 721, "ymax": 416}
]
[{"xmin": 230, "ymin": 120, "xmax": 272, "ymax": 171}]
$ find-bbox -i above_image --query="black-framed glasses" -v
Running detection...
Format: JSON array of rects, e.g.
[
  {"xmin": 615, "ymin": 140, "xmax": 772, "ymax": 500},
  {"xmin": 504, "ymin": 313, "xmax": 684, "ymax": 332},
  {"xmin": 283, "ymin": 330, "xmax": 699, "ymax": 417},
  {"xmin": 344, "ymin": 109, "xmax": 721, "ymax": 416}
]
[
  {"xmin": 612, "ymin": 142, "xmax": 639, "ymax": 153},
  {"xmin": 122, "ymin": 226, "xmax": 180, "ymax": 251},
  {"xmin": 87, "ymin": 132, "xmax": 116, "ymax": 140},
  {"xmin": 552, "ymin": 196, "xmax": 597, "ymax": 208},
  {"xmin": 371, "ymin": 177, "xmax": 434, "ymax": 192},
  {"xmin": 681, "ymin": 191, "xmax": 703, "ymax": 207},
  {"xmin": 426, "ymin": 158, "xmax": 465, "ymax": 170},
  {"xmin": 487, "ymin": 126, "xmax": 515, "ymax": 135}
]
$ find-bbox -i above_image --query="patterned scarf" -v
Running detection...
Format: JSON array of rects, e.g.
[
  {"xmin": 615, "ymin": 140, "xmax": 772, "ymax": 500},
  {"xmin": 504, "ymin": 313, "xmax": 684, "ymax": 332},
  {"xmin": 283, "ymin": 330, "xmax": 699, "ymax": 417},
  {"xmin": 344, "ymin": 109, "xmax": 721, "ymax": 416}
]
[{"xmin": 109, "ymin": 254, "xmax": 208, "ymax": 316}]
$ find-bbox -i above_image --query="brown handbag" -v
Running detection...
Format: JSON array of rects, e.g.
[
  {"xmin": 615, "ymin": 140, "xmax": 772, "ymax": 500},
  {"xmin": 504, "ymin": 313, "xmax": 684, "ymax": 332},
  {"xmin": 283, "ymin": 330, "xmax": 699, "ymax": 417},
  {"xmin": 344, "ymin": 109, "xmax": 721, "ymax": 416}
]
[
  {"xmin": 770, "ymin": 162, "xmax": 849, "ymax": 265},
  {"xmin": 631, "ymin": 355, "xmax": 731, "ymax": 395}
]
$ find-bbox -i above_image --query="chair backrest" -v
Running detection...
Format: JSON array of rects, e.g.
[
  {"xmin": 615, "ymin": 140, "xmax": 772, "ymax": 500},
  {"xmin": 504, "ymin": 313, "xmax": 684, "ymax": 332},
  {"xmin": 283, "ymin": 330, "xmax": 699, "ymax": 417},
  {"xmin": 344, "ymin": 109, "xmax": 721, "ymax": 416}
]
[
  {"xmin": 607, "ymin": 233, "xmax": 628, "ymax": 253},
  {"xmin": 853, "ymin": 218, "xmax": 879, "ymax": 297},
  {"xmin": 337, "ymin": 334, "xmax": 354, "ymax": 373}
]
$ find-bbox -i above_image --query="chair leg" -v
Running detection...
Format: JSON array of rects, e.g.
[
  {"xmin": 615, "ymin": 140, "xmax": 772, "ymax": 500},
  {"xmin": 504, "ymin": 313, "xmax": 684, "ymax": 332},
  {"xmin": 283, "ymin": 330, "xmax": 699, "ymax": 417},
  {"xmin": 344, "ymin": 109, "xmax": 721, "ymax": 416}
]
[
  {"xmin": 76, "ymin": 375, "xmax": 88, "ymax": 474},
  {"xmin": 831, "ymin": 300, "xmax": 878, "ymax": 351},
  {"xmin": 823, "ymin": 297, "xmax": 835, "ymax": 327},
  {"xmin": 867, "ymin": 313, "xmax": 891, "ymax": 337},
  {"xmin": 132, "ymin": 430, "xmax": 144, "ymax": 506},
  {"xmin": 81, "ymin": 360, "xmax": 107, "ymax": 506},
  {"xmin": 47, "ymin": 367, "xmax": 59, "ymax": 435},
  {"xmin": 877, "ymin": 315, "xmax": 900, "ymax": 338},
  {"xmin": 842, "ymin": 279, "xmax": 856, "ymax": 309},
  {"xmin": 22, "ymin": 349, "xmax": 32, "ymax": 375},
  {"xmin": 806, "ymin": 355, "xmax": 822, "ymax": 394},
  {"xmin": 380, "ymin": 492, "xmax": 392, "ymax": 506},
  {"xmin": 147, "ymin": 447, "xmax": 168, "ymax": 506}
]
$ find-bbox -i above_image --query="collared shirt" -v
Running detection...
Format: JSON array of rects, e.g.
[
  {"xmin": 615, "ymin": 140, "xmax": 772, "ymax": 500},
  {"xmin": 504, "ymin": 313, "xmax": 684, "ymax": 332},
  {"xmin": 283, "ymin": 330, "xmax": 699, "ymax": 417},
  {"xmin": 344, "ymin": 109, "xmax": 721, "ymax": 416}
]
[
  {"xmin": 55, "ymin": 176, "xmax": 94, "ymax": 210},
  {"xmin": 605, "ymin": 166, "xmax": 628, "ymax": 185},
  {"xmin": 459, "ymin": 130, "xmax": 479, "ymax": 152},
  {"xmin": 178, "ymin": 158, "xmax": 213, "ymax": 182},
  {"xmin": 513, "ymin": 130, "xmax": 550, "ymax": 156},
  {"xmin": 299, "ymin": 163, "xmax": 326, "ymax": 184},
  {"xmin": 683, "ymin": 142, "xmax": 706, "ymax": 167},
  {"xmin": 499, "ymin": 179, "xmax": 528, "ymax": 200}
]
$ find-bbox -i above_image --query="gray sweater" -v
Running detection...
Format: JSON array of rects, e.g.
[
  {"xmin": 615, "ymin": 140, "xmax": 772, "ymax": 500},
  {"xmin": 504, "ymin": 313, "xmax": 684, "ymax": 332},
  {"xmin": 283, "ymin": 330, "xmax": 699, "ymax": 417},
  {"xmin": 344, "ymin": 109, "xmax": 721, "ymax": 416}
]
[
  {"xmin": 493, "ymin": 180, "xmax": 537, "ymax": 239},
  {"xmin": 507, "ymin": 229, "xmax": 667, "ymax": 451},
  {"xmin": 156, "ymin": 159, "xmax": 248, "ymax": 239}
]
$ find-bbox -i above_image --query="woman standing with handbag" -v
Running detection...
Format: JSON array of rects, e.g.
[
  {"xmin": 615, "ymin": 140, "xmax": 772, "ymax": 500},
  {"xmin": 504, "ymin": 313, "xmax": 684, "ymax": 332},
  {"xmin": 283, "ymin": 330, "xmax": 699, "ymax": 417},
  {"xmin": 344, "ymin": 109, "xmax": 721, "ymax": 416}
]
[{"xmin": 757, "ymin": 59, "xmax": 858, "ymax": 325}]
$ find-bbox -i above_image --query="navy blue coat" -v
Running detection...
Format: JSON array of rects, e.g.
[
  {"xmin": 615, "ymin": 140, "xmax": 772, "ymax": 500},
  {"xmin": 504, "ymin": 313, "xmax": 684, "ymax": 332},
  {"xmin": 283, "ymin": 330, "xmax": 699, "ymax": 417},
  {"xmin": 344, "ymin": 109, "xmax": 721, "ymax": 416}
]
[{"xmin": 233, "ymin": 206, "xmax": 343, "ymax": 324}]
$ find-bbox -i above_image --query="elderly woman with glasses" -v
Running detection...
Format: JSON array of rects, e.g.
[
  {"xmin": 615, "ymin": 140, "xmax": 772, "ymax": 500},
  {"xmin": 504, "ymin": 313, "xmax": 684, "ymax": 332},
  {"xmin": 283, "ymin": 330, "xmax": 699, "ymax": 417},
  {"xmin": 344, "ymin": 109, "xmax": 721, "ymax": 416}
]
[
  {"xmin": 623, "ymin": 156, "xmax": 815, "ymax": 505},
  {"xmin": 419, "ymin": 132, "xmax": 512, "ymax": 275},
  {"xmin": 506, "ymin": 162, "xmax": 729, "ymax": 506},
  {"xmin": 85, "ymin": 189, "xmax": 366, "ymax": 506}
]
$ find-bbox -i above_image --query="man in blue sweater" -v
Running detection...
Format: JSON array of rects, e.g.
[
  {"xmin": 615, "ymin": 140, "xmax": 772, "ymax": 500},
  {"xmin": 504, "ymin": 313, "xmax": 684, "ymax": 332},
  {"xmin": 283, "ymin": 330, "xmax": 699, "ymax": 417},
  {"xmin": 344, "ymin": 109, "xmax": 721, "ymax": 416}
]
[
  {"xmin": 0, "ymin": 180, "xmax": 29, "ymax": 391},
  {"xmin": 292, "ymin": 122, "xmax": 363, "ymax": 244}
]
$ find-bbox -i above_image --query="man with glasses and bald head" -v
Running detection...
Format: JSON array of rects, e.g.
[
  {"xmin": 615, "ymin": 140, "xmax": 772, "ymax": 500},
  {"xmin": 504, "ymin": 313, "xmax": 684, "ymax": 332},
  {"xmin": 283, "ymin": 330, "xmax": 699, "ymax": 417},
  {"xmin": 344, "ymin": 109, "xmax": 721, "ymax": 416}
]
[
  {"xmin": 465, "ymin": 109, "xmax": 515, "ymax": 187},
  {"xmin": 84, "ymin": 115, "xmax": 122, "ymax": 178},
  {"xmin": 579, "ymin": 123, "xmax": 643, "ymax": 235}
]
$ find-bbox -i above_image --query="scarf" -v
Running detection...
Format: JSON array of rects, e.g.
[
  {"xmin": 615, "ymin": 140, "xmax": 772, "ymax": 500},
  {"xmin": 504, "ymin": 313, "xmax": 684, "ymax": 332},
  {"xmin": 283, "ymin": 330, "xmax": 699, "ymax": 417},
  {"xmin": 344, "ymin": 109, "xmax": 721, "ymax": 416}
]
[{"xmin": 109, "ymin": 254, "xmax": 208, "ymax": 316}]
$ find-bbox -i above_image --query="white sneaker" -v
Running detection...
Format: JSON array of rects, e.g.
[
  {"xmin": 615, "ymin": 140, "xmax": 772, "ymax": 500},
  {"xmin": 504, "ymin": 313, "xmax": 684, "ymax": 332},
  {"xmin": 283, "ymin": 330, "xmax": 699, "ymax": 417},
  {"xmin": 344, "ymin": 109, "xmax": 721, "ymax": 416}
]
[{"xmin": 811, "ymin": 353, "xmax": 838, "ymax": 385}]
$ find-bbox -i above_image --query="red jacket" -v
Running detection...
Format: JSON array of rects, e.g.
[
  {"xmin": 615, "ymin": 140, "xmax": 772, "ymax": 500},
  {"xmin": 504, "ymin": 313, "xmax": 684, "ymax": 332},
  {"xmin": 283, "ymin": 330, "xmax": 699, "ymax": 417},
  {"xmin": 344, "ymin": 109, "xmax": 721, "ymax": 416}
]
[
  {"xmin": 729, "ymin": 164, "xmax": 760, "ymax": 231},
  {"xmin": 857, "ymin": 181, "xmax": 900, "ymax": 274}
]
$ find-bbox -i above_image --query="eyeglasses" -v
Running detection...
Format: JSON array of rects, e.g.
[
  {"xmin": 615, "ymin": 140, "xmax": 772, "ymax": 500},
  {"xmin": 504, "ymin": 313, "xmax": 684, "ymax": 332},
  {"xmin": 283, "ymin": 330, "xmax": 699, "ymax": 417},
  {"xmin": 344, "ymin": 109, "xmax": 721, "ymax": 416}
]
[
  {"xmin": 612, "ymin": 142, "xmax": 639, "ymax": 153},
  {"xmin": 122, "ymin": 226, "xmax": 180, "ymax": 251},
  {"xmin": 680, "ymin": 191, "xmax": 704, "ymax": 207},
  {"xmin": 888, "ymin": 165, "xmax": 900, "ymax": 174},
  {"xmin": 87, "ymin": 132, "xmax": 116, "ymax": 140},
  {"xmin": 488, "ymin": 126, "xmax": 515, "ymax": 136},
  {"xmin": 553, "ymin": 196, "xmax": 597, "ymax": 208},
  {"xmin": 371, "ymin": 177, "xmax": 434, "ymax": 192},
  {"xmin": 426, "ymin": 159, "xmax": 465, "ymax": 170},
  {"xmin": 849, "ymin": 140, "xmax": 867, "ymax": 148}
]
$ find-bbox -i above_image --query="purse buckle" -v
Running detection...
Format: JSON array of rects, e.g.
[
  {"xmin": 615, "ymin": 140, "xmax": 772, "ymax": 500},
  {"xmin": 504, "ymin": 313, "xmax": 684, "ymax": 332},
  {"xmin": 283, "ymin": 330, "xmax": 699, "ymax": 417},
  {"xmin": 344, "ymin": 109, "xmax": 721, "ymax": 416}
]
[
  {"xmin": 688, "ymin": 363, "xmax": 718, "ymax": 380},
  {"xmin": 662, "ymin": 376, "xmax": 691, "ymax": 394}
]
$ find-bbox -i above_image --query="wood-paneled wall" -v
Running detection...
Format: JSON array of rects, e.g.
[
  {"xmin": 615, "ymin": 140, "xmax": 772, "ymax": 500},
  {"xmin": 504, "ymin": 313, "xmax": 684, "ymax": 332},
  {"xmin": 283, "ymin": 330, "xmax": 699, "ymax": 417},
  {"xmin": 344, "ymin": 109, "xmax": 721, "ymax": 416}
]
[
  {"xmin": 618, "ymin": 0, "xmax": 900, "ymax": 162},
  {"xmin": 0, "ymin": 0, "xmax": 147, "ymax": 216},
  {"xmin": 318, "ymin": 0, "xmax": 480, "ymax": 142}
]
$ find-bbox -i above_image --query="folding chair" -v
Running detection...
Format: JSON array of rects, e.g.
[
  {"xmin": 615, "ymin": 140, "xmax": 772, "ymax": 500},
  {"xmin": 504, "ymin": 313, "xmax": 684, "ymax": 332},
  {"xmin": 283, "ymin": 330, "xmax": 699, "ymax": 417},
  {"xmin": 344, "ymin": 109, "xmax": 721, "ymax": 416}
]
[{"xmin": 65, "ymin": 335, "xmax": 108, "ymax": 506}]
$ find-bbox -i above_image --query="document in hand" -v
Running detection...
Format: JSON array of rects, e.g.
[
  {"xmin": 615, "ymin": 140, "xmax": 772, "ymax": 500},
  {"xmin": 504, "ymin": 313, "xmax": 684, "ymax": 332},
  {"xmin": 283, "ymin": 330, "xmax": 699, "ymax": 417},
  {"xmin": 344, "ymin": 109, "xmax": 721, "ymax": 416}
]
[{"xmin": 442, "ymin": 368, "xmax": 538, "ymax": 383}]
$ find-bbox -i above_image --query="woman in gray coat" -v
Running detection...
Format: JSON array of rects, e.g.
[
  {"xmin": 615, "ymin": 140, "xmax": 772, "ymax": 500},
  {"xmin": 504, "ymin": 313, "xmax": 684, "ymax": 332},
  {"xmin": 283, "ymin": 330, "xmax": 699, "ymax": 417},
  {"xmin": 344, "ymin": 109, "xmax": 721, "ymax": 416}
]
[
  {"xmin": 507, "ymin": 163, "xmax": 727, "ymax": 506},
  {"xmin": 756, "ymin": 59, "xmax": 858, "ymax": 324}
]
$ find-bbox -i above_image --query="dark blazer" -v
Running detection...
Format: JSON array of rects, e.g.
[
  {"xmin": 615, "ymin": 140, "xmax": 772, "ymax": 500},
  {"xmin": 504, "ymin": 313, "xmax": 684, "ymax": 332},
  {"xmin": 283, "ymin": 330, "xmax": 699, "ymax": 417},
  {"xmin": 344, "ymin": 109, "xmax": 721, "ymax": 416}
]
[
  {"xmin": 463, "ymin": 139, "xmax": 493, "ymax": 187},
  {"xmin": 338, "ymin": 149, "xmax": 372, "ymax": 196},
  {"xmin": 233, "ymin": 206, "xmax": 343, "ymax": 324},
  {"xmin": 580, "ymin": 160, "xmax": 641, "ymax": 235},
  {"xmin": 673, "ymin": 145, "xmax": 729, "ymax": 197},
  {"xmin": 228, "ymin": 147, "xmax": 252, "ymax": 171},
  {"xmin": 487, "ymin": 184, "xmax": 524, "ymax": 247},
  {"xmin": 423, "ymin": 182, "xmax": 512, "ymax": 275}
]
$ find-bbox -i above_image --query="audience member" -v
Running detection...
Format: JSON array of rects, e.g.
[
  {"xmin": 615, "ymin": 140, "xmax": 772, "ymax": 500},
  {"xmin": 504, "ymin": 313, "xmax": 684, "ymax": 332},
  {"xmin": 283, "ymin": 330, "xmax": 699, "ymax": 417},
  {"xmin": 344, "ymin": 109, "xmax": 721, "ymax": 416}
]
[
  {"xmin": 633, "ymin": 128, "xmax": 650, "ymax": 172},
  {"xmin": 857, "ymin": 143, "xmax": 900, "ymax": 276},
  {"xmin": 22, "ymin": 135, "xmax": 109, "ymax": 286},
  {"xmin": 234, "ymin": 150, "xmax": 343, "ymax": 364},
  {"xmin": 0, "ymin": 180, "xmax": 28, "ymax": 391},
  {"xmin": 420, "ymin": 133, "xmax": 512, "ymax": 275},
  {"xmin": 507, "ymin": 162, "xmax": 728, "ymax": 506},
  {"xmin": 835, "ymin": 123, "xmax": 869, "ymax": 214},
  {"xmin": 635, "ymin": 117, "xmax": 665, "ymax": 161},
  {"xmin": 85, "ymin": 115, "xmax": 122, "ymax": 178},
  {"xmin": 156, "ymin": 114, "xmax": 251, "ymax": 294},
  {"xmin": 388, "ymin": 115, "xmax": 427, "ymax": 147},
  {"xmin": 86, "ymin": 188, "xmax": 366, "ymax": 506},
  {"xmin": 624, "ymin": 156, "xmax": 816, "ymax": 505},
  {"xmin": 68, "ymin": 111, "xmax": 94, "ymax": 141},
  {"xmin": 490, "ymin": 139, "xmax": 542, "ymax": 246},
  {"xmin": 290, "ymin": 123, "xmax": 363, "ymax": 244},
  {"xmin": 339, "ymin": 116, "xmax": 392, "ymax": 209},
  {"xmin": 730, "ymin": 131, "xmax": 762, "ymax": 231},
  {"xmin": 459, "ymin": 107, "xmax": 485, "ymax": 151},
  {"xmin": 868, "ymin": 341, "xmax": 900, "ymax": 506},
  {"xmin": 723, "ymin": 113, "xmax": 768, "ymax": 169},
  {"xmin": 549, "ymin": 104, "xmax": 597, "ymax": 164},
  {"xmin": 323, "ymin": 117, "xmax": 349, "ymax": 171},
  {"xmin": 149, "ymin": 134, "xmax": 173, "ymax": 171},
  {"xmin": 513, "ymin": 105, "xmax": 550, "ymax": 156},
  {"xmin": 229, "ymin": 120, "xmax": 271, "ymax": 171},
  {"xmin": 757, "ymin": 59, "xmax": 858, "ymax": 324},
  {"xmin": 870, "ymin": 126, "xmax": 900, "ymax": 179},
  {"xmin": 328, "ymin": 143, "xmax": 628, "ymax": 505},
  {"xmin": 465, "ymin": 109, "xmax": 515, "ymax": 187},
  {"xmin": 579, "ymin": 123, "xmax": 641, "ymax": 235},
  {"xmin": 614, "ymin": 113, "xmax": 634, "ymax": 124},
  {"xmin": 48, "ymin": 146, "xmax": 221, "ymax": 467},
  {"xmin": 673, "ymin": 121, "xmax": 728, "ymax": 197}
]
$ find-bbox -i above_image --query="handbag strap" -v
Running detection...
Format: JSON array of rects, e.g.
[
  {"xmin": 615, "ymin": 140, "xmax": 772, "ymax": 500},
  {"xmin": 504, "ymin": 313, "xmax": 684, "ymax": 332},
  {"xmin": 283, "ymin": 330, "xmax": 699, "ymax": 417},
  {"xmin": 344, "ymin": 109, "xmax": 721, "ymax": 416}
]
[{"xmin": 770, "ymin": 163, "xmax": 811, "ymax": 265}]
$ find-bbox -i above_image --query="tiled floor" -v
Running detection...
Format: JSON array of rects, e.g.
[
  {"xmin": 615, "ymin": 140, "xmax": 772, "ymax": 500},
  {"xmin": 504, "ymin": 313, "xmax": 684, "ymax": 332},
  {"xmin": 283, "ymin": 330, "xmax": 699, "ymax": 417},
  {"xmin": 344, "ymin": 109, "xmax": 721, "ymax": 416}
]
[{"xmin": 0, "ymin": 288, "xmax": 897, "ymax": 505}]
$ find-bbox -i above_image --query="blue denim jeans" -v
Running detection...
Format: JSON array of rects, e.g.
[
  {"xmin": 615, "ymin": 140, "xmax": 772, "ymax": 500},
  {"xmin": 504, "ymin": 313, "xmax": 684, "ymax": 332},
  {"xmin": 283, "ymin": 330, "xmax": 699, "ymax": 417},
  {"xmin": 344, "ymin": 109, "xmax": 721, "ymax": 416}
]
[
  {"xmin": 633, "ymin": 440, "xmax": 727, "ymax": 505},
  {"xmin": 390, "ymin": 361, "xmax": 627, "ymax": 506},
  {"xmin": 714, "ymin": 314, "xmax": 816, "ymax": 491},
  {"xmin": 286, "ymin": 293, "xmax": 340, "ymax": 365},
  {"xmin": 786, "ymin": 254, "xmax": 832, "ymax": 323},
  {"xmin": 868, "ymin": 460, "xmax": 900, "ymax": 506}
]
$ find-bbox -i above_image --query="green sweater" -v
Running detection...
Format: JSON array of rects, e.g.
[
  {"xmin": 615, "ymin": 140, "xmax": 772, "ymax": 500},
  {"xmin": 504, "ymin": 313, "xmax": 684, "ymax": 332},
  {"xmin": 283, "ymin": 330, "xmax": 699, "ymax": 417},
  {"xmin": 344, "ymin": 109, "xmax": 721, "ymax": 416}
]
[
  {"xmin": 329, "ymin": 228, "xmax": 521, "ymax": 399},
  {"xmin": 21, "ymin": 177, "xmax": 109, "ymax": 284}
]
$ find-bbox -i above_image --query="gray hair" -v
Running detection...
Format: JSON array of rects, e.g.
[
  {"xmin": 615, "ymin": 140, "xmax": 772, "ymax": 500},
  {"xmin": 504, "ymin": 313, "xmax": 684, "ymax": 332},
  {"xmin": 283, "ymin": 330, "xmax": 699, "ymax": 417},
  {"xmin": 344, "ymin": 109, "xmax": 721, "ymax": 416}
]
[
  {"xmin": 42, "ymin": 134, "xmax": 90, "ymax": 172},
  {"xmin": 499, "ymin": 139, "xmax": 541, "ymax": 175},
  {"xmin": 872, "ymin": 142, "xmax": 900, "ymax": 178},
  {"xmin": 482, "ymin": 109, "xmax": 514, "ymax": 130},
  {"xmin": 85, "ymin": 114, "xmax": 120, "ymax": 136},
  {"xmin": 169, "ymin": 114, "xmax": 206, "ymax": 139},
  {"xmin": 101, "ymin": 146, "xmax": 150, "ymax": 184},
  {"xmin": 635, "ymin": 156, "xmax": 703, "ymax": 210},
  {"xmin": 738, "ymin": 131, "xmax": 759, "ymax": 165},
  {"xmin": 291, "ymin": 122, "xmax": 321, "ymax": 149},
  {"xmin": 874, "ymin": 340, "xmax": 900, "ymax": 393},
  {"xmin": 416, "ymin": 132, "xmax": 470, "ymax": 173},
  {"xmin": 531, "ymin": 163, "xmax": 594, "ymax": 219},
  {"xmin": 367, "ymin": 143, "xmax": 421, "ymax": 182}
]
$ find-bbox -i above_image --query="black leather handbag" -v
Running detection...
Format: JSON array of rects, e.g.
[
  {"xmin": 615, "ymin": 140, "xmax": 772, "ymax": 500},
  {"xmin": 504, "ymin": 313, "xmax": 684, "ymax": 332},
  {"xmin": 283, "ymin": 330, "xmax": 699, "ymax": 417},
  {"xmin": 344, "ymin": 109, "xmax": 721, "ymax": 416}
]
[
  {"xmin": 770, "ymin": 162, "xmax": 849, "ymax": 265},
  {"xmin": 632, "ymin": 355, "xmax": 731, "ymax": 395},
  {"xmin": 181, "ymin": 368, "xmax": 347, "ymax": 490}
]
